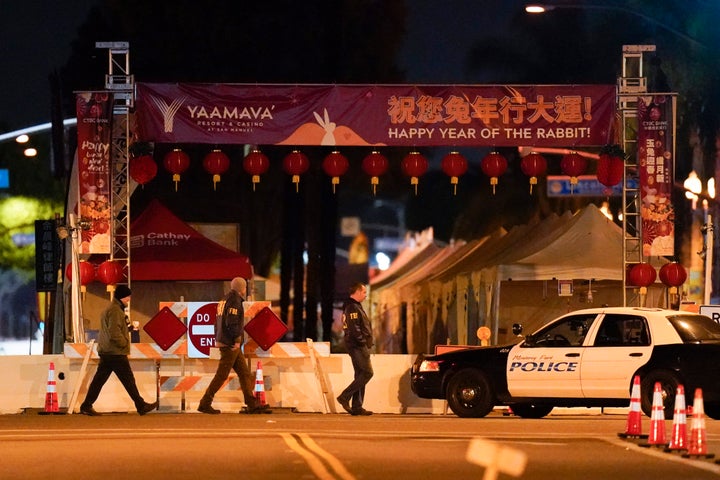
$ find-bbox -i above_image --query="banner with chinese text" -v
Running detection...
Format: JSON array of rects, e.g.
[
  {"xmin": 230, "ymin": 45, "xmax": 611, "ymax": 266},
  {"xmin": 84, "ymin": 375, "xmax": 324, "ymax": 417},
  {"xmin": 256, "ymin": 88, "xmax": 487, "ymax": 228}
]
[
  {"xmin": 638, "ymin": 95, "xmax": 675, "ymax": 257},
  {"xmin": 76, "ymin": 92, "xmax": 113, "ymax": 254},
  {"xmin": 136, "ymin": 83, "xmax": 615, "ymax": 147}
]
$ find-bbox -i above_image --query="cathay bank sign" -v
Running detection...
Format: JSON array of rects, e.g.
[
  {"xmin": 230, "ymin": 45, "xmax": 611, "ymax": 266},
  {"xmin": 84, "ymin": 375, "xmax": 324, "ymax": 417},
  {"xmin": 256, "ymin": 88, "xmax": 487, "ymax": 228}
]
[{"xmin": 130, "ymin": 232, "xmax": 191, "ymax": 248}]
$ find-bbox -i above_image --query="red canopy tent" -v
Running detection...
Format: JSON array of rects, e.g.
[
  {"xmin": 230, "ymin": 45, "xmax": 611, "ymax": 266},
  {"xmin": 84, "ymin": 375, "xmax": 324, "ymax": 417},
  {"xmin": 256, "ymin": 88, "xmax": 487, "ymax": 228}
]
[{"xmin": 130, "ymin": 199, "xmax": 253, "ymax": 280}]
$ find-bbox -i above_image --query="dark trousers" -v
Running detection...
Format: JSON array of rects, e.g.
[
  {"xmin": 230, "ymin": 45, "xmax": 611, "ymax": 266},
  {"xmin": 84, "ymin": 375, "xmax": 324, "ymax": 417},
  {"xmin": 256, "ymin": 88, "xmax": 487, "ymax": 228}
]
[
  {"xmin": 340, "ymin": 345, "xmax": 373, "ymax": 410},
  {"xmin": 82, "ymin": 354, "xmax": 146, "ymax": 409},
  {"xmin": 200, "ymin": 346, "xmax": 256, "ymax": 408}
]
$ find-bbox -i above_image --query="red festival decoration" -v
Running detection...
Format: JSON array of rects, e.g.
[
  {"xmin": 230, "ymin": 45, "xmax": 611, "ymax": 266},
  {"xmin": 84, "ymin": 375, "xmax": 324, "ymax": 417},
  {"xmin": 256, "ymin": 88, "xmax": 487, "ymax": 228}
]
[
  {"xmin": 202, "ymin": 149, "xmax": 231, "ymax": 190},
  {"xmin": 362, "ymin": 151, "xmax": 388, "ymax": 195},
  {"xmin": 520, "ymin": 152, "xmax": 547, "ymax": 194},
  {"xmin": 441, "ymin": 151, "xmax": 467, "ymax": 195},
  {"xmin": 628, "ymin": 263, "xmax": 657, "ymax": 296},
  {"xmin": 322, "ymin": 151, "xmax": 349, "ymax": 193},
  {"xmin": 65, "ymin": 261, "xmax": 96, "ymax": 293},
  {"xmin": 560, "ymin": 152, "xmax": 588, "ymax": 193},
  {"xmin": 659, "ymin": 262, "xmax": 687, "ymax": 296},
  {"xmin": 596, "ymin": 144, "xmax": 625, "ymax": 190},
  {"xmin": 163, "ymin": 148, "xmax": 191, "ymax": 191},
  {"xmin": 401, "ymin": 151, "xmax": 429, "ymax": 195},
  {"xmin": 481, "ymin": 151, "xmax": 508, "ymax": 194},
  {"xmin": 129, "ymin": 154, "xmax": 158, "ymax": 186},
  {"xmin": 283, "ymin": 150, "xmax": 310, "ymax": 192},
  {"xmin": 243, "ymin": 149, "xmax": 270, "ymax": 191},
  {"xmin": 97, "ymin": 260, "xmax": 125, "ymax": 294}
]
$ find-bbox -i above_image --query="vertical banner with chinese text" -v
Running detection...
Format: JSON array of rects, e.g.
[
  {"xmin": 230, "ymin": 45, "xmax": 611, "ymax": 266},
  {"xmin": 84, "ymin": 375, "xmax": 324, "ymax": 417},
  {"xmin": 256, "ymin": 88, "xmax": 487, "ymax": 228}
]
[
  {"xmin": 76, "ymin": 92, "xmax": 113, "ymax": 254},
  {"xmin": 638, "ymin": 95, "xmax": 675, "ymax": 257}
]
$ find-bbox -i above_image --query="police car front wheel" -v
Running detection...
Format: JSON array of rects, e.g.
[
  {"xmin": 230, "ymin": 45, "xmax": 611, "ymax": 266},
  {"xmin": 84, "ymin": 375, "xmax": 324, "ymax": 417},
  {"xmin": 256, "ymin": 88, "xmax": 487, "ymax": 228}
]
[{"xmin": 446, "ymin": 368, "xmax": 494, "ymax": 418}]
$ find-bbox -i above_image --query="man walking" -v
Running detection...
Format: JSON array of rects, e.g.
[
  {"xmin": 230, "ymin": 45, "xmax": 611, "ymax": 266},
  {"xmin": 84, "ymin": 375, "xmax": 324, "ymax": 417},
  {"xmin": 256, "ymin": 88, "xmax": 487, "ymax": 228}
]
[
  {"xmin": 80, "ymin": 285, "xmax": 158, "ymax": 416},
  {"xmin": 198, "ymin": 277, "xmax": 270, "ymax": 414},
  {"xmin": 336, "ymin": 283, "xmax": 374, "ymax": 416}
]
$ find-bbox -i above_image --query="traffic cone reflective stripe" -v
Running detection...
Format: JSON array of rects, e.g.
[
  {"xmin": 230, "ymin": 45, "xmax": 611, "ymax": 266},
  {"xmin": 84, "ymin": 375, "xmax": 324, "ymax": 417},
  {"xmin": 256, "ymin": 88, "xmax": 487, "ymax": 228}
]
[
  {"xmin": 620, "ymin": 375, "xmax": 643, "ymax": 438},
  {"xmin": 685, "ymin": 388, "xmax": 713, "ymax": 457},
  {"xmin": 44, "ymin": 362, "xmax": 59, "ymax": 413},
  {"xmin": 254, "ymin": 360, "xmax": 266, "ymax": 406},
  {"xmin": 666, "ymin": 385, "xmax": 687, "ymax": 451},
  {"xmin": 646, "ymin": 382, "xmax": 667, "ymax": 446}
]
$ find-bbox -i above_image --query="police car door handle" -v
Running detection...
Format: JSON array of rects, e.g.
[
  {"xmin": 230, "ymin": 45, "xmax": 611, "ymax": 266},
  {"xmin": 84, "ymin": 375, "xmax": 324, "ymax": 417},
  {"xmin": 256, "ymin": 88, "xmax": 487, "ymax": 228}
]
[
  {"xmin": 629, "ymin": 353, "xmax": 643, "ymax": 357},
  {"xmin": 565, "ymin": 353, "xmax": 580, "ymax": 357}
]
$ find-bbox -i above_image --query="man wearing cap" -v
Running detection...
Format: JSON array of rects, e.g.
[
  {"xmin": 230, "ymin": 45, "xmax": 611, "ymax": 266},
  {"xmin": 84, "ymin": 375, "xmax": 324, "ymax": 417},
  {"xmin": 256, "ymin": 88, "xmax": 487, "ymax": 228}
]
[
  {"xmin": 80, "ymin": 285, "xmax": 158, "ymax": 416},
  {"xmin": 198, "ymin": 277, "xmax": 270, "ymax": 414}
]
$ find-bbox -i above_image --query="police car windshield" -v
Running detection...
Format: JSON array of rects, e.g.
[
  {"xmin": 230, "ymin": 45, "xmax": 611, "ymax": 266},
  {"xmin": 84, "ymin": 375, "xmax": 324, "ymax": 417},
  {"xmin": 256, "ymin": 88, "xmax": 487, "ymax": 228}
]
[{"xmin": 668, "ymin": 315, "xmax": 720, "ymax": 343}]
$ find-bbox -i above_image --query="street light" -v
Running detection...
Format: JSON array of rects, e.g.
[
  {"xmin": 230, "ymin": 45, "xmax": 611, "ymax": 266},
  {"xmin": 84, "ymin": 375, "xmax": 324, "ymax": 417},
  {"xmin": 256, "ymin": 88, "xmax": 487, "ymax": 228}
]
[{"xmin": 525, "ymin": 3, "xmax": 706, "ymax": 50}]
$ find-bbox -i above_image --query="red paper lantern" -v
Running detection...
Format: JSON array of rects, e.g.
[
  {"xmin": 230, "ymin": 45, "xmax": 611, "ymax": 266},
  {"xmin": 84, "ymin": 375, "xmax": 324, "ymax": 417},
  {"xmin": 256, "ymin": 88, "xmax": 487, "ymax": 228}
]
[
  {"xmin": 628, "ymin": 263, "xmax": 657, "ymax": 295},
  {"xmin": 596, "ymin": 153, "xmax": 624, "ymax": 189},
  {"xmin": 65, "ymin": 261, "xmax": 96, "ymax": 293},
  {"xmin": 243, "ymin": 149, "xmax": 270, "ymax": 191},
  {"xmin": 520, "ymin": 152, "xmax": 547, "ymax": 194},
  {"xmin": 401, "ymin": 151, "xmax": 429, "ymax": 195},
  {"xmin": 441, "ymin": 151, "xmax": 467, "ymax": 195},
  {"xmin": 163, "ymin": 148, "xmax": 190, "ymax": 191},
  {"xmin": 322, "ymin": 151, "xmax": 349, "ymax": 193},
  {"xmin": 560, "ymin": 152, "xmax": 588, "ymax": 193},
  {"xmin": 659, "ymin": 262, "xmax": 687, "ymax": 295},
  {"xmin": 283, "ymin": 150, "xmax": 310, "ymax": 192},
  {"xmin": 362, "ymin": 151, "xmax": 388, "ymax": 195},
  {"xmin": 481, "ymin": 151, "xmax": 508, "ymax": 194},
  {"xmin": 97, "ymin": 260, "xmax": 125, "ymax": 293},
  {"xmin": 129, "ymin": 154, "xmax": 158, "ymax": 186},
  {"xmin": 202, "ymin": 149, "xmax": 231, "ymax": 190}
]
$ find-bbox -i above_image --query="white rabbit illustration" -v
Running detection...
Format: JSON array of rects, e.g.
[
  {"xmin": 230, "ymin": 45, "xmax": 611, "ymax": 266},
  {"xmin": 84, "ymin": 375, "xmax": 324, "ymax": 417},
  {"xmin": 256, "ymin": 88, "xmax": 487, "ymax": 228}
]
[{"xmin": 313, "ymin": 108, "xmax": 336, "ymax": 146}]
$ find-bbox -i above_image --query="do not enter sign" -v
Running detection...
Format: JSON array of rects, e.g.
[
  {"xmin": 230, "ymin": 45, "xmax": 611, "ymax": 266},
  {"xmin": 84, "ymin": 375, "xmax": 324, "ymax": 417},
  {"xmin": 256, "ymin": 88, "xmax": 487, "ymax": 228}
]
[{"xmin": 187, "ymin": 302, "xmax": 219, "ymax": 358}]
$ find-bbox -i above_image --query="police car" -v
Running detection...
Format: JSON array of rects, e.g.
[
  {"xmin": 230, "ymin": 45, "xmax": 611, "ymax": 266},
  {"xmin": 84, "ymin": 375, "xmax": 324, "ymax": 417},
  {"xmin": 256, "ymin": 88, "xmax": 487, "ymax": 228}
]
[{"xmin": 411, "ymin": 307, "xmax": 720, "ymax": 419}]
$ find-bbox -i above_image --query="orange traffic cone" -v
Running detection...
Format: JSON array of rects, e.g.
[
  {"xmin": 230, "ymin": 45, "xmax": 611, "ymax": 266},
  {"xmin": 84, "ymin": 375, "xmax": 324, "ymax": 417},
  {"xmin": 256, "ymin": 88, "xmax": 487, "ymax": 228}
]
[
  {"xmin": 683, "ymin": 388, "xmax": 715, "ymax": 459},
  {"xmin": 665, "ymin": 385, "xmax": 687, "ymax": 452},
  {"xmin": 619, "ymin": 375, "xmax": 645, "ymax": 439},
  {"xmin": 643, "ymin": 382, "xmax": 667, "ymax": 447},
  {"xmin": 254, "ymin": 360, "xmax": 266, "ymax": 406},
  {"xmin": 44, "ymin": 362, "xmax": 59, "ymax": 413}
]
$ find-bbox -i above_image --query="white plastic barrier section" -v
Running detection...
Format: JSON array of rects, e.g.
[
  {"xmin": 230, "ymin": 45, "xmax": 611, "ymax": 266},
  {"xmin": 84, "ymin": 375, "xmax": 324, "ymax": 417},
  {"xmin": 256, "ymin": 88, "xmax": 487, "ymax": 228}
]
[{"xmin": 0, "ymin": 344, "xmax": 444, "ymax": 415}]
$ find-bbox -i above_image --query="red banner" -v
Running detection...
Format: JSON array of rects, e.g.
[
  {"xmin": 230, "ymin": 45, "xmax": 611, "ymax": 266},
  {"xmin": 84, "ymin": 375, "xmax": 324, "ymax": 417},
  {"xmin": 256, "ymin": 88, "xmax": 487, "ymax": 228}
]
[
  {"xmin": 76, "ymin": 92, "xmax": 114, "ymax": 254},
  {"xmin": 135, "ymin": 83, "xmax": 615, "ymax": 147},
  {"xmin": 639, "ymin": 95, "xmax": 675, "ymax": 257}
]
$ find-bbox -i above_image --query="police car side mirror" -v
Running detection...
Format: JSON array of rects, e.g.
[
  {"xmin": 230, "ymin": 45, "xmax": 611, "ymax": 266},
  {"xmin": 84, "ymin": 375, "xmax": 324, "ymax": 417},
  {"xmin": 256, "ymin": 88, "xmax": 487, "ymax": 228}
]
[
  {"xmin": 523, "ymin": 334, "xmax": 537, "ymax": 347},
  {"xmin": 512, "ymin": 323, "xmax": 523, "ymax": 336}
]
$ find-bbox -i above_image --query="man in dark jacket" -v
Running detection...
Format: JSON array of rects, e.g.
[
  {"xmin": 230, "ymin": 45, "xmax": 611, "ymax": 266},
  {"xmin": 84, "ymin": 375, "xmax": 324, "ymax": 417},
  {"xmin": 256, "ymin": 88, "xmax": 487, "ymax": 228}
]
[
  {"xmin": 80, "ymin": 285, "xmax": 158, "ymax": 416},
  {"xmin": 198, "ymin": 277, "xmax": 270, "ymax": 414},
  {"xmin": 336, "ymin": 283, "xmax": 374, "ymax": 416}
]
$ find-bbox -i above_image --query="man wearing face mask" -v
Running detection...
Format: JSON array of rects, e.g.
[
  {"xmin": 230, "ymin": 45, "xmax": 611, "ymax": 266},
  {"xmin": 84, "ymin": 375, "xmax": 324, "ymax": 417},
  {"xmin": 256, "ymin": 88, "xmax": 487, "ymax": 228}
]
[{"xmin": 80, "ymin": 284, "xmax": 158, "ymax": 416}]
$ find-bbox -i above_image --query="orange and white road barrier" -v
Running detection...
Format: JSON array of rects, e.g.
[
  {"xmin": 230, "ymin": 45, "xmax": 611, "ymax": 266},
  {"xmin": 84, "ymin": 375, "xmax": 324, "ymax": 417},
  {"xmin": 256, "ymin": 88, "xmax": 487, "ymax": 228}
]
[
  {"xmin": 254, "ymin": 361, "xmax": 266, "ymax": 406},
  {"xmin": 683, "ymin": 388, "xmax": 715, "ymax": 458},
  {"xmin": 619, "ymin": 375, "xmax": 645, "ymax": 439},
  {"xmin": 666, "ymin": 385, "xmax": 687, "ymax": 452},
  {"xmin": 644, "ymin": 382, "xmax": 667, "ymax": 447},
  {"xmin": 44, "ymin": 362, "xmax": 59, "ymax": 413}
]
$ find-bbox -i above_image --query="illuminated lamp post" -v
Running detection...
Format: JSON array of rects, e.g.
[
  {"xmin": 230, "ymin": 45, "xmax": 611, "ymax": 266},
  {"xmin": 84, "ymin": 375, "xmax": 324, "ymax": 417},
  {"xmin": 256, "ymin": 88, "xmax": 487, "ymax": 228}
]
[
  {"xmin": 401, "ymin": 151, "xmax": 429, "ymax": 195},
  {"xmin": 684, "ymin": 171, "xmax": 715, "ymax": 304},
  {"xmin": 322, "ymin": 151, "xmax": 349, "ymax": 194}
]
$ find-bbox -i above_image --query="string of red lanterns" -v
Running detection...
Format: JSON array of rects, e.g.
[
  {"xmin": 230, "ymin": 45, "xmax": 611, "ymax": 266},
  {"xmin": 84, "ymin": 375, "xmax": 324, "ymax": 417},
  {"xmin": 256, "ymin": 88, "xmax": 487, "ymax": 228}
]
[
  {"xmin": 163, "ymin": 148, "xmax": 191, "ymax": 191},
  {"xmin": 480, "ymin": 151, "xmax": 508, "ymax": 195},
  {"xmin": 519, "ymin": 152, "xmax": 547, "ymax": 194},
  {"xmin": 243, "ymin": 149, "xmax": 270, "ymax": 190},
  {"xmin": 202, "ymin": 149, "xmax": 231, "ymax": 190},
  {"xmin": 96, "ymin": 260, "xmax": 126, "ymax": 295},
  {"xmin": 322, "ymin": 151, "xmax": 349, "ymax": 193},
  {"xmin": 596, "ymin": 144, "xmax": 625, "ymax": 192},
  {"xmin": 560, "ymin": 151, "xmax": 587, "ymax": 194},
  {"xmin": 441, "ymin": 151, "xmax": 467, "ymax": 195},
  {"xmin": 283, "ymin": 150, "xmax": 310, "ymax": 192},
  {"xmin": 362, "ymin": 151, "xmax": 389, "ymax": 195},
  {"xmin": 129, "ymin": 153, "xmax": 158, "ymax": 187}
]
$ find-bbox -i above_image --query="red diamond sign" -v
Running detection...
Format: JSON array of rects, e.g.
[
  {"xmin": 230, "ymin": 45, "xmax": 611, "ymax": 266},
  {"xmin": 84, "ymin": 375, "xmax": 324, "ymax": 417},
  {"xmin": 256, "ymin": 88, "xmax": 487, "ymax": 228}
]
[{"xmin": 143, "ymin": 306, "xmax": 187, "ymax": 350}]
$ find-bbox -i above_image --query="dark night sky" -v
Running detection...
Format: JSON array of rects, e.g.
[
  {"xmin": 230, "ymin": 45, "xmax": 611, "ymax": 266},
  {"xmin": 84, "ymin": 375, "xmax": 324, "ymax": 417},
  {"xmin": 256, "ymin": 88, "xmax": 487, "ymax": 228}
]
[{"xmin": 0, "ymin": 0, "xmax": 528, "ymax": 132}]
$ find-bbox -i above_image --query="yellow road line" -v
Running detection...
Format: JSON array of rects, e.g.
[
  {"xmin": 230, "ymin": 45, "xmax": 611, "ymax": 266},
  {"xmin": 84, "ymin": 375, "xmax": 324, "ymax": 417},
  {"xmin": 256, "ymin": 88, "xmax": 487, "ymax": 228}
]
[
  {"xmin": 298, "ymin": 433, "xmax": 356, "ymax": 480},
  {"xmin": 279, "ymin": 432, "xmax": 356, "ymax": 480}
]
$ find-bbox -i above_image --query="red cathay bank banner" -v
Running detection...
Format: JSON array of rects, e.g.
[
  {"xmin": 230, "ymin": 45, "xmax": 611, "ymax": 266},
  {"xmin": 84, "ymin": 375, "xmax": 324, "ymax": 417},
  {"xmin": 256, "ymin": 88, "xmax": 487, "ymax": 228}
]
[{"xmin": 135, "ymin": 83, "xmax": 615, "ymax": 147}]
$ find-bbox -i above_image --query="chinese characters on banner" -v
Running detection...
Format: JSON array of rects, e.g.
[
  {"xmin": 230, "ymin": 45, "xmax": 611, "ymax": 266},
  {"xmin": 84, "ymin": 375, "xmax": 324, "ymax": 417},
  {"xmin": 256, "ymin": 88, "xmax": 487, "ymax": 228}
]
[
  {"xmin": 638, "ymin": 96, "xmax": 675, "ymax": 257},
  {"xmin": 34, "ymin": 220, "xmax": 59, "ymax": 291},
  {"xmin": 76, "ymin": 92, "xmax": 114, "ymax": 254},
  {"xmin": 135, "ymin": 84, "xmax": 615, "ymax": 147}
]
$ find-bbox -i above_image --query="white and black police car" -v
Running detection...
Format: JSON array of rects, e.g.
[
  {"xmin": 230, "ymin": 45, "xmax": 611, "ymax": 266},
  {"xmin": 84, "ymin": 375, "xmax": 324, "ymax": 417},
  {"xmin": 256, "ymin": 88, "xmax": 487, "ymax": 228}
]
[{"xmin": 411, "ymin": 307, "xmax": 720, "ymax": 419}]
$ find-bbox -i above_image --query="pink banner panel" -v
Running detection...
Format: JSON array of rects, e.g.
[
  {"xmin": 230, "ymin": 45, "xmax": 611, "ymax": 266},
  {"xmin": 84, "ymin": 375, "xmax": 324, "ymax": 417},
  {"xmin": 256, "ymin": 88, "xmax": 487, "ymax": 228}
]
[
  {"xmin": 76, "ymin": 92, "xmax": 114, "ymax": 254},
  {"xmin": 135, "ymin": 83, "xmax": 615, "ymax": 148},
  {"xmin": 638, "ymin": 95, "xmax": 675, "ymax": 257}
]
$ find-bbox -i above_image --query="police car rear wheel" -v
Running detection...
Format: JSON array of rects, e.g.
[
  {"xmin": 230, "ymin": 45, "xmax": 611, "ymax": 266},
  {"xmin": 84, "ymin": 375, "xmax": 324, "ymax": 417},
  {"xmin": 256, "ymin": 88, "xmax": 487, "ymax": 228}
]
[
  {"xmin": 640, "ymin": 370, "xmax": 678, "ymax": 420},
  {"xmin": 510, "ymin": 403, "xmax": 554, "ymax": 418},
  {"xmin": 446, "ymin": 368, "xmax": 494, "ymax": 418}
]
